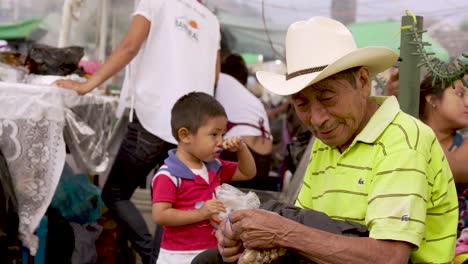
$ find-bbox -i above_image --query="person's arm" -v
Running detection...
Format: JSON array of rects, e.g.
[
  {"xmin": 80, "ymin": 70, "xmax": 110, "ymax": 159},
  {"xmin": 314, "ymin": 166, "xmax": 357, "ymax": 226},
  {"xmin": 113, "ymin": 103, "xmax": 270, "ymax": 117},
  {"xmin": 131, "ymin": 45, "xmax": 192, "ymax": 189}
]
[
  {"xmin": 230, "ymin": 209, "xmax": 411, "ymax": 264},
  {"xmin": 55, "ymin": 15, "xmax": 150, "ymax": 94},
  {"xmin": 222, "ymin": 136, "xmax": 256, "ymax": 181},
  {"xmin": 152, "ymin": 199, "xmax": 226, "ymax": 226},
  {"xmin": 280, "ymin": 217, "xmax": 411, "ymax": 264}
]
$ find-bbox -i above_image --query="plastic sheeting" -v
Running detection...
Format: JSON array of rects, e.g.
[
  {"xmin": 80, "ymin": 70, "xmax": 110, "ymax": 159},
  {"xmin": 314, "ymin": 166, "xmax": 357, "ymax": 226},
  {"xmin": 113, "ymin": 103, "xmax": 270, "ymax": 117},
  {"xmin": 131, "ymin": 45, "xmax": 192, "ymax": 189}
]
[{"xmin": 0, "ymin": 81, "xmax": 117, "ymax": 255}]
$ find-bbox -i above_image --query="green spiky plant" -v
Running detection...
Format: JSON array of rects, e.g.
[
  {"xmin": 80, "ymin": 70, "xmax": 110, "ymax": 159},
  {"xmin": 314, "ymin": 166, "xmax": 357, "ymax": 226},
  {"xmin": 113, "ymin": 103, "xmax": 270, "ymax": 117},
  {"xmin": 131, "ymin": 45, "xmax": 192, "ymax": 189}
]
[{"xmin": 404, "ymin": 14, "xmax": 468, "ymax": 88}]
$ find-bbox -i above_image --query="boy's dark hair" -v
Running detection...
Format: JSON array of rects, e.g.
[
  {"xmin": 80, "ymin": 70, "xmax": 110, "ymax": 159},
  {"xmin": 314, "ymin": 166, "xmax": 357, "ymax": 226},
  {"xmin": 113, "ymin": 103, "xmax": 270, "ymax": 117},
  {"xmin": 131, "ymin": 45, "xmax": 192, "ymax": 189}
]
[
  {"xmin": 171, "ymin": 92, "xmax": 227, "ymax": 141},
  {"xmin": 221, "ymin": 54, "xmax": 249, "ymax": 86}
]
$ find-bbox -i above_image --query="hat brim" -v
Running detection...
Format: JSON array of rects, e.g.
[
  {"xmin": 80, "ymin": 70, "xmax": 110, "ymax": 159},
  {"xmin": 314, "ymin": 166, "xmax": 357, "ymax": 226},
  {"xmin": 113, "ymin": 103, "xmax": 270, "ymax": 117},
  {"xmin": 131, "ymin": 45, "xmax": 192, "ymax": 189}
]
[{"xmin": 256, "ymin": 46, "xmax": 398, "ymax": 96}]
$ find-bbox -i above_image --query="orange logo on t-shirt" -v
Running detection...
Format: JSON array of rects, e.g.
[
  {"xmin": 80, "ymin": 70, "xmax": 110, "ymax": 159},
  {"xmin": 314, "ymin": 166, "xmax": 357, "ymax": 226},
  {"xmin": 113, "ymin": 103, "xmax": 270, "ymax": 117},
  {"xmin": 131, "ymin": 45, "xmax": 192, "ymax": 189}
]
[
  {"xmin": 175, "ymin": 17, "xmax": 199, "ymax": 41},
  {"xmin": 189, "ymin": 20, "xmax": 198, "ymax": 29}
]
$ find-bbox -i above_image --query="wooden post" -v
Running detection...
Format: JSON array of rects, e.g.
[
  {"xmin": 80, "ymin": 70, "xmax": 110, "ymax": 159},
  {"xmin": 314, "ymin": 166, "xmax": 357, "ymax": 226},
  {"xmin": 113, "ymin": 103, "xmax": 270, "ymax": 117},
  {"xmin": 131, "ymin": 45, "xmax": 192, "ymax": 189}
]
[{"xmin": 398, "ymin": 15, "xmax": 423, "ymax": 118}]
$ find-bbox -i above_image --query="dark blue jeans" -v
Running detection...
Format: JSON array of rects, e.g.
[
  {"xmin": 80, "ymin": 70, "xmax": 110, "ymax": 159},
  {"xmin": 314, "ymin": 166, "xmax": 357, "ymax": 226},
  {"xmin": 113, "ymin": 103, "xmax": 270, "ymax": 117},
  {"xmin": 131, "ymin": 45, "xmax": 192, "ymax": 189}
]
[{"xmin": 102, "ymin": 117, "xmax": 175, "ymax": 264}]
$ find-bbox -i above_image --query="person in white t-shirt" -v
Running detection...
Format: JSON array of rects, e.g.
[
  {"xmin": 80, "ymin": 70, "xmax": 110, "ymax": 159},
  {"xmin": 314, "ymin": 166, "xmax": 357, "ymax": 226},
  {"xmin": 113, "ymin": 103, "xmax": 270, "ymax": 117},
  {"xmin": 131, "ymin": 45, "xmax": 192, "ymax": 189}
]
[
  {"xmin": 215, "ymin": 54, "xmax": 274, "ymax": 191},
  {"xmin": 55, "ymin": 1, "xmax": 220, "ymax": 263}
]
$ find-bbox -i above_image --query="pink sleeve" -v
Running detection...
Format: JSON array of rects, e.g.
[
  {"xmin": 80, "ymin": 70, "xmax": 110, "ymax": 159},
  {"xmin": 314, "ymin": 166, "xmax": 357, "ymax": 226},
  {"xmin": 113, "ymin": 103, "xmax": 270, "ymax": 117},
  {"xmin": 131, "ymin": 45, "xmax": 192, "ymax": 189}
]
[
  {"xmin": 219, "ymin": 159, "xmax": 238, "ymax": 183},
  {"xmin": 152, "ymin": 175, "xmax": 177, "ymax": 204}
]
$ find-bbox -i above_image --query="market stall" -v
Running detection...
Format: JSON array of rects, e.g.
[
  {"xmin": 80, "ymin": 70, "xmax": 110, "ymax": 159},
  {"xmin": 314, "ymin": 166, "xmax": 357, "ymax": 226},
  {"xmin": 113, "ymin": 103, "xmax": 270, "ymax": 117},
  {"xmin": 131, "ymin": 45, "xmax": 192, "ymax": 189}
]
[{"xmin": 0, "ymin": 81, "xmax": 117, "ymax": 255}]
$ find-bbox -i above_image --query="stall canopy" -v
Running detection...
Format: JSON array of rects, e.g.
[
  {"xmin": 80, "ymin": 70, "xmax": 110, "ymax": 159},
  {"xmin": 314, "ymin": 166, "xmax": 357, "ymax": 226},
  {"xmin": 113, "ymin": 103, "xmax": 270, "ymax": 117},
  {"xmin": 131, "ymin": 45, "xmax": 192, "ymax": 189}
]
[
  {"xmin": 206, "ymin": 1, "xmax": 451, "ymax": 62},
  {"xmin": 221, "ymin": 18, "xmax": 450, "ymax": 62}
]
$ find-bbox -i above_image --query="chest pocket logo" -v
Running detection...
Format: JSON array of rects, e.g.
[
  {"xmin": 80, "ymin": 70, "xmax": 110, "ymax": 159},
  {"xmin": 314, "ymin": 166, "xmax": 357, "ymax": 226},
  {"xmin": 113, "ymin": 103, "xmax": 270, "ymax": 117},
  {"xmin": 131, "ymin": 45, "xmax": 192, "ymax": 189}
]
[{"xmin": 175, "ymin": 17, "xmax": 199, "ymax": 42}]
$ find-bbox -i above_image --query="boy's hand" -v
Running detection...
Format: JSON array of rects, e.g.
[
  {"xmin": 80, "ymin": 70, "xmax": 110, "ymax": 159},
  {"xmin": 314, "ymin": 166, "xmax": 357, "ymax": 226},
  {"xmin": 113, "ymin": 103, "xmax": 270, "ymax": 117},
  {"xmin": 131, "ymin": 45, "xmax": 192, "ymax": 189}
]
[
  {"xmin": 222, "ymin": 136, "xmax": 246, "ymax": 152},
  {"xmin": 199, "ymin": 199, "xmax": 226, "ymax": 219}
]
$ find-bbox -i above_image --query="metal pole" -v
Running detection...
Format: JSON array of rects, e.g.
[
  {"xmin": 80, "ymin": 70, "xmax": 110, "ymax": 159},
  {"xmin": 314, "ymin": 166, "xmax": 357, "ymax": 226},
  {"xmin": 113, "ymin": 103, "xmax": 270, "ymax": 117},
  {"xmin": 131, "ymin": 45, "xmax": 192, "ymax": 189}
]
[
  {"xmin": 58, "ymin": 0, "xmax": 73, "ymax": 47},
  {"xmin": 398, "ymin": 15, "xmax": 423, "ymax": 118}
]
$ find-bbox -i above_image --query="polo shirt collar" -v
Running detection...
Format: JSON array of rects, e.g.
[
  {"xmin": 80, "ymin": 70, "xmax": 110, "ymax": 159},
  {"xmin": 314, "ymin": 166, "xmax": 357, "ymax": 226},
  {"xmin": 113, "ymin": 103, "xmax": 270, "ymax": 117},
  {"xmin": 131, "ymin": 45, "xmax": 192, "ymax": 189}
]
[
  {"xmin": 164, "ymin": 149, "xmax": 221, "ymax": 179},
  {"xmin": 355, "ymin": 96, "xmax": 400, "ymax": 144}
]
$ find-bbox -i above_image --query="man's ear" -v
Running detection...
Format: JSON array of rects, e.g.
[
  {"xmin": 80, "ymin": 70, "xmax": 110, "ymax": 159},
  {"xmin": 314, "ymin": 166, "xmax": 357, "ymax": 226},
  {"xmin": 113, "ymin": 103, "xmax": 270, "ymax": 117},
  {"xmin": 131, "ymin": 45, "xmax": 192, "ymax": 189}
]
[
  {"xmin": 178, "ymin": 127, "xmax": 191, "ymax": 144},
  {"xmin": 357, "ymin": 66, "xmax": 371, "ymax": 95}
]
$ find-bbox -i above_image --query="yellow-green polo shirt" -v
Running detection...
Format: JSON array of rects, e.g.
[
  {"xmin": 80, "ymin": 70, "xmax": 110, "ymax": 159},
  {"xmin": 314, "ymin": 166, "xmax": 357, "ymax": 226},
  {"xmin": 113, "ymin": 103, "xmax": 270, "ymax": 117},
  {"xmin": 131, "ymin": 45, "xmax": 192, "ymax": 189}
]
[{"xmin": 295, "ymin": 96, "xmax": 457, "ymax": 263}]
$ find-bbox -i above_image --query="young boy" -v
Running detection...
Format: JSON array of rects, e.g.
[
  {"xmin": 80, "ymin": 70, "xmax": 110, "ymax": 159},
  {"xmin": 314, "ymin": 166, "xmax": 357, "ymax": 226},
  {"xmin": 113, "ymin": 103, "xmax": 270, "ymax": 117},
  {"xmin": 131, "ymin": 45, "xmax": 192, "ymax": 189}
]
[{"xmin": 151, "ymin": 92, "xmax": 256, "ymax": 264}]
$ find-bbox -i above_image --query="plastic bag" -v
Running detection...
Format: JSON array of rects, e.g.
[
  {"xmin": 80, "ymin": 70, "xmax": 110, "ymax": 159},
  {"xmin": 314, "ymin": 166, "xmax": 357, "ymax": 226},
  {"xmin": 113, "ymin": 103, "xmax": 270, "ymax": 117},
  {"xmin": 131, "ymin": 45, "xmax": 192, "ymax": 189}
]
[
  {"xmin": 215, "ymin": 183, "xmax": 260, "ymax": 219},
  {"xmin": 26, "ymin": 43, "xmax": 85, "ymax": 76},
  {"xmin": 214, "ymin": 184, "xmax": 286, "ymax": 264},
  {"xmin": 0, "ymin": 62, "xmax": 27, "ymax": 83}
]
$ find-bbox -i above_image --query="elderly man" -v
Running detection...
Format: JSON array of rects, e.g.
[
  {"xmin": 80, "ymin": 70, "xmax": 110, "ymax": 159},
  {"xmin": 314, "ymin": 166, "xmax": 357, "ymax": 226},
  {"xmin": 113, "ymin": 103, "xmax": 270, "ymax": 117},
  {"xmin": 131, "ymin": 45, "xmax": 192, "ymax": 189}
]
[{"xmin": 196, "ymin": 17, "xmax": 458, "ymax": 264}]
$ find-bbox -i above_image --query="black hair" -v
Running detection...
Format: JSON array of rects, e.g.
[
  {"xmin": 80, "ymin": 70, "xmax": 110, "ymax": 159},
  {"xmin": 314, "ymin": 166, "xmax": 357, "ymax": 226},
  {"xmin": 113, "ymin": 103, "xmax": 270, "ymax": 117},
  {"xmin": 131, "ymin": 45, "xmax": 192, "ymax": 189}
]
[
  {"xmin": 171, "ymin": 92, "xmax": 227, "ymax": 141},
  {"xmin": 221, "ymin": 53, "xmax": 249, "ymax": 86},
  {"xmin": 419, "ymin": 73, "xmax": 452, "ymax": 120}
]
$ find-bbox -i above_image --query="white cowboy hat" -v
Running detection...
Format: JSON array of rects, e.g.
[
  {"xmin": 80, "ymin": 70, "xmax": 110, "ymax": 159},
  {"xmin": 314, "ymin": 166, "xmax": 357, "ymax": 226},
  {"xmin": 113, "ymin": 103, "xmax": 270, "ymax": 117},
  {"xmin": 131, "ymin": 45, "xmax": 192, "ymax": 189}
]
[{"xmin": 256, "ymin": 16, "xmax": 398, "ymax": 96}]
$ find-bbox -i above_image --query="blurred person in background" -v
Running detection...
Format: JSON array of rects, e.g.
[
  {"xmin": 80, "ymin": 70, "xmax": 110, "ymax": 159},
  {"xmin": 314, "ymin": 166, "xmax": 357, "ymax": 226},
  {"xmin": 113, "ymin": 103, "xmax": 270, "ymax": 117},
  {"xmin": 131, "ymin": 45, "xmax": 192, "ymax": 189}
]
[{"xmin": 215, "ymin": 54, "xmax": 275, "ymax": 191}]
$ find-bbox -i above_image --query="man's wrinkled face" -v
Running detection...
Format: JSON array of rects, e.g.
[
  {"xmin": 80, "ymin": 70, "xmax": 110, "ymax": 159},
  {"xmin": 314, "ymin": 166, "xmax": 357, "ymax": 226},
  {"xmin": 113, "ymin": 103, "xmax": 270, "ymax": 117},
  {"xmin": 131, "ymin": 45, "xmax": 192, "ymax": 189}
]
[{"xmin": 291, "ymin": 68, "xmax": 371, "ymax": 150}]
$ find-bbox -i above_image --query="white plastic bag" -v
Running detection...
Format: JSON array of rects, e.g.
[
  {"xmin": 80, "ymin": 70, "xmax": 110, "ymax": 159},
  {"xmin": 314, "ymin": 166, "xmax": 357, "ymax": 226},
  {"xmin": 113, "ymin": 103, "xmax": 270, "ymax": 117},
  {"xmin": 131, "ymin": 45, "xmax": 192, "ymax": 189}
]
[
  {"xmin": 214, "ymin": 184, "xmax": 287, "ymax": 264},
  {"xmin": 215, "ymin": 183, "xmax": 260, "ymax": 219},
  {"xmin": 210, "ymin": 184, "xmax": 260, "ymax": 228}
]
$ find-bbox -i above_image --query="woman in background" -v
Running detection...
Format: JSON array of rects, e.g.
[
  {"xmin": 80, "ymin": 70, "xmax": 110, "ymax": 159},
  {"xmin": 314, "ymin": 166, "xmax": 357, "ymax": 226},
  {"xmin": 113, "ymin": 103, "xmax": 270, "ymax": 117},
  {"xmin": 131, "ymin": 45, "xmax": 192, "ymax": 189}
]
[{"xmin": 419, "ymin": 73, "xmax": 468, "ymax": 231}]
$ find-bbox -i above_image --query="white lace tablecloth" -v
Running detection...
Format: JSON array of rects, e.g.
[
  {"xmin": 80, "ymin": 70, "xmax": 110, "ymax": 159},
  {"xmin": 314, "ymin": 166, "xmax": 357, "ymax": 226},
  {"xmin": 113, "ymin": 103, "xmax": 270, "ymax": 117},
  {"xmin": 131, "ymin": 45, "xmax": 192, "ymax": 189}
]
[{"xmin": 0, "ymin": 82, "xmax": 117, "ymax": 255}]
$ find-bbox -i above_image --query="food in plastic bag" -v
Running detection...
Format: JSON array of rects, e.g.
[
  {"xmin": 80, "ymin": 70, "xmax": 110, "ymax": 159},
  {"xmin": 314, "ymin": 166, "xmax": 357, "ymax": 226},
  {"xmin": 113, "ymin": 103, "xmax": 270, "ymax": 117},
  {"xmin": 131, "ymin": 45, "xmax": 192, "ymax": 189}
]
[
  {"xmin": 213, "ymin": 184, "xmax": 287, "ymax": 264},
  {"xmin": 213, "ymin": 183, "xmax": 260, "ymax": 227},
  {"xmin": 238, "ymin": 248, "xmax": 287, "ymax": 264}
]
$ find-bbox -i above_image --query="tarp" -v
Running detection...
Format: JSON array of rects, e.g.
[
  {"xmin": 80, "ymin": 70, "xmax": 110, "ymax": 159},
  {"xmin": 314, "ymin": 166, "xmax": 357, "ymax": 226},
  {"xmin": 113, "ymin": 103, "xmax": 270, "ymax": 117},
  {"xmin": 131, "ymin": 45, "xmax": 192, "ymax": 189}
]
[
  {"xmin": 348, "ymin": 20, "xmax": 450, "ymax": 61},
  {"xmin": 0, "ymin": 18, "xmax": 43, "ymax": 40}
]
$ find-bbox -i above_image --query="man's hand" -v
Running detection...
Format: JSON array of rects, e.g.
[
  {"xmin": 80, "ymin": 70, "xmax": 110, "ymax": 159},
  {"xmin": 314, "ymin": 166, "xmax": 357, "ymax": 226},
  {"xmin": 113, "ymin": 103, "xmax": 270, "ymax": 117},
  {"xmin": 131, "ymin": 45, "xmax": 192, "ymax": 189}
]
[
  {"xmin": 216, "ymin": 218, "xmax": 244, "ymax": 262},
  {"xmin": 54, "ymin": 79, "xmax": 93, "ymax": 95},
  {"xmin": 198, "ymin": 199, "xmax": 226, "ymax": 219},
  {"xmin": 230, "ymin": 209, "xmax": 285, "ymax": 249}
]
